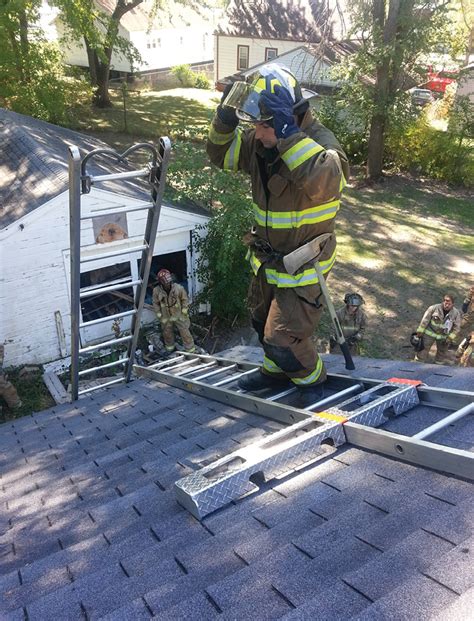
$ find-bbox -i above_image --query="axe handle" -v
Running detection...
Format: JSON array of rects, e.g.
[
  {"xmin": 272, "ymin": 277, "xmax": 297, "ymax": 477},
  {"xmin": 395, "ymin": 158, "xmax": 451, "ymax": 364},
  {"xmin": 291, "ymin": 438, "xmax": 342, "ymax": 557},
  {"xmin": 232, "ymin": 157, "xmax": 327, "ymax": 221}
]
[{"xmin": 313, "ymin": 262, "xmax": 355, "ymax": 371}]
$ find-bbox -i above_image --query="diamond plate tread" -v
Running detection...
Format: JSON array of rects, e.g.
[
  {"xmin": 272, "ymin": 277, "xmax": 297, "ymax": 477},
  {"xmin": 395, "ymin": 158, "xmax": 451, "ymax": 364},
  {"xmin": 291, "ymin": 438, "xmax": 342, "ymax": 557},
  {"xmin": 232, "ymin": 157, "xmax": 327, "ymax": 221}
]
[
  {"xmin": 175, "ymin": 419, "xmax": 345, "ymax": 519},
  {"xmin": 173, "ymin": 381, "xmax": 420, "ymax": 519}
]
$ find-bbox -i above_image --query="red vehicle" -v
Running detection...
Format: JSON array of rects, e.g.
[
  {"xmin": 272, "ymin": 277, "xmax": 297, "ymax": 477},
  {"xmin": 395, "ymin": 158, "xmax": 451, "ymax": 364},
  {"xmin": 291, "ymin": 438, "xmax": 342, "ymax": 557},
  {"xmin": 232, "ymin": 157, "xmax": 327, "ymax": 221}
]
[{"xmin": 425, "ymin": 67, "xmax": 457, "ymax": 95}]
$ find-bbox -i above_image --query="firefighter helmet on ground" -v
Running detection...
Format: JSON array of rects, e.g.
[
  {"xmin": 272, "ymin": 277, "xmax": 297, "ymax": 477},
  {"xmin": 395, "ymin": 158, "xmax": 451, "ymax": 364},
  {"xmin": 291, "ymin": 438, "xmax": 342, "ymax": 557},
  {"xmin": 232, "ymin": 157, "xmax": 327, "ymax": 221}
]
[
  {"xmin": 344, "ymin": 293, "xmax": 364, "ymax": 307},
  {"xmin": 410, "ymin": 332, "xmax": 425, "ymax": 352},
  {"xmin": 222, "ymin": 63, "xmax": 307, "ymax": 123},
  {"xmin": 157, "ymin": 269, "xmax": 172, "ymax": 285}
]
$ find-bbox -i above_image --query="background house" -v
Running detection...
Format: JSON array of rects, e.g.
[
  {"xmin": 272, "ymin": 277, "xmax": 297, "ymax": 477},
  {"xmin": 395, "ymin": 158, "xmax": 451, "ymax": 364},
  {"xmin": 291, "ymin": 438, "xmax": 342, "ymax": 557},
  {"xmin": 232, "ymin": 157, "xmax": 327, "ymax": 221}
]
[
  {"xmin": 0, "ymin": 109, "xmax": 209, "ymax": 368},
  {"xmin": 44, "ymin": 0, "xmax": 222, "ymax": 78},
  {"xmin": 214, "ymin": 0, "xmax": 349, "ymax": 84}
]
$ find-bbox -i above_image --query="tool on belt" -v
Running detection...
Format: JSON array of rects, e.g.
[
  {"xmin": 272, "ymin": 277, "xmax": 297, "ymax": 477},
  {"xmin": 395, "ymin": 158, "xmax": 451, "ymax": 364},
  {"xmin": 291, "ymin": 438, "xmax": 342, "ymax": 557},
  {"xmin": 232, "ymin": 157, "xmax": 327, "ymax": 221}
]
[{"xmin": 283, "ymin": 233, "xmax": 356, "ymax": 371}]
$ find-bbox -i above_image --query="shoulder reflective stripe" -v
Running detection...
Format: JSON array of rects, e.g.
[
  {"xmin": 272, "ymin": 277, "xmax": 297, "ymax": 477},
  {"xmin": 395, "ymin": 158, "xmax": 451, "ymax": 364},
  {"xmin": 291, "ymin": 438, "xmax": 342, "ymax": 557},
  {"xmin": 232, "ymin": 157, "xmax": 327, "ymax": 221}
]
[
  {"xmin": 282, "ymin": 138, "xmax": 325, "ymax": 171},
  {"xmin": 340, "ymin": 172, "xmax": 347, "ymax": 191},
  {"xmin": 252, "ymin": 200, "xmax": 339, "ymax": 229},
  {"xmin": 291, "ymin": 357, "xmax": 323, "ymax": 385},
  {"xmin": 223, "ymin": 128, "xmax": 242, "ymax": 171},
  {"xmin": 208, "ymin": 125, "xmax": 235, "ymax": 145},
  {"xmin": 263, "ymin": 355, "xmax": 282, "ymax": 374},
  {"xmin": 265, "ymin": 249, "xmax": 337, "ymax": 288}
]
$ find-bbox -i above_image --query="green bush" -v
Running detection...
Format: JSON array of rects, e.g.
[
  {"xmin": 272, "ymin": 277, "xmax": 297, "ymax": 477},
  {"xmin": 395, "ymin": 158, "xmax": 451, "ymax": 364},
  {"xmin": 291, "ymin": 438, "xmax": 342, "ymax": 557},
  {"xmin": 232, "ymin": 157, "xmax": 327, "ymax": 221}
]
[
  {"xmin": 166, "ymin": 139, "xmax": 253, "ymax": 320},
  {"xmin": 194, "ymin": 72, "xmax": 211, "ymax": 90},
  {"xmin": 170, "ymin": 64, "xmax": 196, "ymax": 87},
  {"xmin": 386, "ymin": 110, "xmax": 474, "ymax": 187}
]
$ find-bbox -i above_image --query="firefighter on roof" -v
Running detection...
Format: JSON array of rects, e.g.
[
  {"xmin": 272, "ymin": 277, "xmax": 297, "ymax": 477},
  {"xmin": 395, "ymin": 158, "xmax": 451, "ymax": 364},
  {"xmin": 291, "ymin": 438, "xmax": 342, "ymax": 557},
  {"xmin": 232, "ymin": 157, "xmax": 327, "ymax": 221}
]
[{"xmin": 207, "ymin": 64, "xmax": 349, "ymax": 399}]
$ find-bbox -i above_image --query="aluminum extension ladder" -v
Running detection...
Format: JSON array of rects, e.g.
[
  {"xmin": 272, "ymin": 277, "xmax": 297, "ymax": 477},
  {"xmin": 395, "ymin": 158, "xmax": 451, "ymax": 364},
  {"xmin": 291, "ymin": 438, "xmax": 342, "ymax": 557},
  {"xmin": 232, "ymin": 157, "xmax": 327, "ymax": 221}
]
[
  {"xmin": 68, "ymin": 140, "xmax": 171, "ymax": 401},
  {"xmin": 135, "ymin": 352, "xmax": 474, "ymax": 519}
]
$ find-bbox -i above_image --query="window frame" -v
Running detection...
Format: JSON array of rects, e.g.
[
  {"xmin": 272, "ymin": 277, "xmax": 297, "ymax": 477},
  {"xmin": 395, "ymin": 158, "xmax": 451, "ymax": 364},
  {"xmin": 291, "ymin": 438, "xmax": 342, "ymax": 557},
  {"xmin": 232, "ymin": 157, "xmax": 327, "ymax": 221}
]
[
  {"xmin": 265, "ymin": 47, "xmax": 278, "ymax": 61},
  {"xmin": 237, "ymin": 45, "xmax": 250, "ymax": 70}
]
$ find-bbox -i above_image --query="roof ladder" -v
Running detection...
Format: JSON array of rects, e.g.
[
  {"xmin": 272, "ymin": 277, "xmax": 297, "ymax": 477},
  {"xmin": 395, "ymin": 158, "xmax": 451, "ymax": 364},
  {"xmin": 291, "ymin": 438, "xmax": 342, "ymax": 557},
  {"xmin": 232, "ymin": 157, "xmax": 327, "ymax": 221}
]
[
  {"xmin": 134, "ymin": 352, "xmax": 474, "ymax": 519},
  {"xmin": 68, "ymin": 140, "xmax": 171, "ymax": 400}
]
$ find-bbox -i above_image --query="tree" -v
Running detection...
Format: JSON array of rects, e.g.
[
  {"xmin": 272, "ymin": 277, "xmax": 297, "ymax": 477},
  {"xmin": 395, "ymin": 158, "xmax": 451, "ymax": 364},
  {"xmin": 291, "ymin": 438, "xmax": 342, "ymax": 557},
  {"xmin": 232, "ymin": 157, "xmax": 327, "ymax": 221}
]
[
  {"xmin": 0, "ymin": 0, "xmax": 91, "ymax": 123},
  {"xmin": 54, "ymin": 0, "xmax": 144, "ymax": 108},
  {"xmin": 55, "ymin": 0, "xmax": 216, "ymax": 108},
  {"xmin": 340, "ymin": 0, "xmax": 453, "ymax": 181}
]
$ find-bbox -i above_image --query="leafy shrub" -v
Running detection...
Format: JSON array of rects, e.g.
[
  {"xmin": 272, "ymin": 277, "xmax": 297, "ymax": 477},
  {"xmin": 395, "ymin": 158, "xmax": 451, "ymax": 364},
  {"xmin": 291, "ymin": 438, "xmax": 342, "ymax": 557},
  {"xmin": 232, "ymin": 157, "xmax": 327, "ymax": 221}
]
[
  {"xmin": 386, "ymin": 114, "xmax": 473, "ymax": 187},
  {"xmin": 166, "ymin": 139, "xmax": 253, "ymax": 320},
  {"xmin": 194, "ymin": 72, "xmax": 211, "ymax": 90},
  {"xmin": 170, "ymin": 64, "xmax": 196, "ymax": 87}
]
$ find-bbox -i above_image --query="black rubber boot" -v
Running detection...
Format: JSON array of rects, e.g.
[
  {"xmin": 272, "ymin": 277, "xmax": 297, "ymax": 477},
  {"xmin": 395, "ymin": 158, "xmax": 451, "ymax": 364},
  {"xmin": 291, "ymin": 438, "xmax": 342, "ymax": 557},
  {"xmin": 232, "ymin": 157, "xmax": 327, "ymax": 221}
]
[
  {"xmin": 294, "ymin": 382, "xmax": 326, "ymax": 409},
  {"xmin": 238, "ymin": 370, "xmax": 289, "ymax": 392}
]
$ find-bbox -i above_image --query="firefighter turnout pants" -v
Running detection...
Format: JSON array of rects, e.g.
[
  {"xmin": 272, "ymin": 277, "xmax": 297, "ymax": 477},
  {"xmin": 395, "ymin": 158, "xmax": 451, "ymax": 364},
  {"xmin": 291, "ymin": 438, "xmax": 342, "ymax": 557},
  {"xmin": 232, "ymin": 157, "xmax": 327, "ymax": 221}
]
[
  {"xmin": 249, "ymin": 269, "xmax": 326, "ymax": 386},
  {"xmin": 161, "ymin": 316, "xmax": 195, "ymax": 353}
]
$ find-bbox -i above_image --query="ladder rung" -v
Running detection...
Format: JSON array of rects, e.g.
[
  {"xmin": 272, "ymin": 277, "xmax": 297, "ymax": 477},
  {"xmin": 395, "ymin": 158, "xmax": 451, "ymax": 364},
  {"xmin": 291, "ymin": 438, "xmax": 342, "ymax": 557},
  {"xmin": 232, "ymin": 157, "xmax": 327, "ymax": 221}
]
[
  {"xmin": 80, "ymin": 309, "xmax": 137, "ymax": 328},
  {"xmin": 78, "ymin": 377, "xmax": 125, "ymax": 395},
  {"xmin": 79, "ymin": 335, "xmax": 132, "ymax": 354},
  {"xmin": 193, "ymin": 364, "xmax": 237, "ymax": 381},
  {"xmin": 81, "ymin": 202, "xmax": 153, "ymax": 220},
  {"xmin": 212, "ymin": 368, "xmax": 257, "ymax": 388},
  {"xmin": 80, "ymin": 243, "xmax": 148, "ymax": 264},
  {"xmin": 80, "ymin": 279, "xmax": 141, "ymax": 299},
  {"xmin": 267, "ymin": 387, "xmax": 298, "ymax": 401},
  {"xmin": 175, "ymin": 361, "xmax": 216, "ymax": 377},
  {"xmin": 148, "ymin": 355, "xmax": 185, "ymax": 369},
  {"xmin": 89, "ymin": 168, "xmax": 149, "ymax": 184},
  {"xmin": 78, "ymin": 358, "xmax": 129, "ymax": 376},
  {"xmin": 163, "ymin": 357, "xmax": 200, "ymax": 373}
]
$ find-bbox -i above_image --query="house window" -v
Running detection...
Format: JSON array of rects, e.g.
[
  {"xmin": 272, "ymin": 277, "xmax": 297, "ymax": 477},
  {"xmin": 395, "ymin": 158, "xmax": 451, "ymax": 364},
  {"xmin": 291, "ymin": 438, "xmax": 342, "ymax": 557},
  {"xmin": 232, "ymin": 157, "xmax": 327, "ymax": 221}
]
[
  {"xmin": 265, "ymin": 48, "xmax": 278, "ymax": 61},
  {"xmin": 237, "ymin": 45, "xmax": 249, "ymax": 70}
]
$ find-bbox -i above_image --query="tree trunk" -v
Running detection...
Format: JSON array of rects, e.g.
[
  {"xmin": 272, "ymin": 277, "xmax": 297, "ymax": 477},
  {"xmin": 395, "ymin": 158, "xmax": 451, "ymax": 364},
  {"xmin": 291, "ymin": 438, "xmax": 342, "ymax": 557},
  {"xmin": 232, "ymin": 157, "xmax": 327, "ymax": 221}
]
[
  {"xmin": 93, "ymin": 61, "xmax": 113, "ymax": 107},
  {"xmin": 367, "ymin": 114, "xmax": 385, "ymax": 180}
]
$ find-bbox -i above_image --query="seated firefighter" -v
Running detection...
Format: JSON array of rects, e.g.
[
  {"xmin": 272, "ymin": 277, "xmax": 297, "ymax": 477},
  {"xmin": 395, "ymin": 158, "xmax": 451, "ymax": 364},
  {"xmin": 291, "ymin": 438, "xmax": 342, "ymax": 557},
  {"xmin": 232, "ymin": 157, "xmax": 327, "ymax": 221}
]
[
  {"xmin": 414, "ymin": 293, "xmax": 461, "ymax": 364},
  {"xmin": 330, "ymin": 293, "xmax": 367, "ymax": 355},
  {"xmin": 0, "ymin": 344, "xmax": 22, "ymax": 410},
  {"xmin": 152, "ymin": 269, "xmax": 195, "ymax": 354}
]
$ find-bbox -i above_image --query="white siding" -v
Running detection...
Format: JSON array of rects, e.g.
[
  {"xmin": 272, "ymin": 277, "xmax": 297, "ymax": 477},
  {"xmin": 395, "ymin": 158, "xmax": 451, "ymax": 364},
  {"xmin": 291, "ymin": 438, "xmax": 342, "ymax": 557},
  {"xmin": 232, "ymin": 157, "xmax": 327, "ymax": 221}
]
[
  {"xmin": 0, "ymin": 189, "xmax": 208, "ymax": 367},
  {"xmin": 216, "ymin": 35, "xmax": 303, "ymax": 81},
  {"xmin": 131, "ymin": 27, "xmax": 213, "ymax": 71}
]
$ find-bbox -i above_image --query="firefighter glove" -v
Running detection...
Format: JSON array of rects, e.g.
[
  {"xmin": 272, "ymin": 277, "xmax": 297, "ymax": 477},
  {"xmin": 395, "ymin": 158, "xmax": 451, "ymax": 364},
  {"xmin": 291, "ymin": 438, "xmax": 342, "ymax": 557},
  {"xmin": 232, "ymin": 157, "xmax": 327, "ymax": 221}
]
[
  {"xmin": 156, "ymin": 312, "xmax": 162, "ymax": 320},
  {"xmin": 217, "ymin": 82, "xmax": 239, "ymax": 127},
  {"xmin": 259, "ymin": 86, "xmax": 299, "ymax": 139},
  {"xmin": 182, "ymin": 308, "xmax": 188, "ymax": 315}
]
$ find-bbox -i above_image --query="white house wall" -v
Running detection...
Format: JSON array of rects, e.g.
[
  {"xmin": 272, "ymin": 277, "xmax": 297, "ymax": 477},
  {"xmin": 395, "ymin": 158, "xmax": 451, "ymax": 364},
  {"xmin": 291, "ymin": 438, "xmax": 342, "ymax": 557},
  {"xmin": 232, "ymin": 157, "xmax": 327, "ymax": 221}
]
[
  {"xmin": 0, "ymin": 189, "xmax": 208, "ymax": 367},
  {"xmin": 215, "ymin": 35, "xmax": 304, "ymax": 81},
  {"xmin": 131, "ymin": 27, "xmax": 214, "ymax": 71}
]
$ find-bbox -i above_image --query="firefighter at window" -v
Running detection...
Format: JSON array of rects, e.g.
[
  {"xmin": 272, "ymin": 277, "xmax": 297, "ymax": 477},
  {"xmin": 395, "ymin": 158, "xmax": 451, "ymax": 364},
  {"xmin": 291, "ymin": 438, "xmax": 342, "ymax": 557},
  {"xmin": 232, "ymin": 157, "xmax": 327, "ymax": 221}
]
[
  {"xmin": 152, "ymin": 269, "xmax": 195, "ymax": 353},
  {"xmin": 207, "ymin": 64, "xmax": 349, "ymax": 400},
  {"xmin": 414, "ymin": 294, "xmax": 461, "ymax": 364},
  {"xmin": 330, "ymin": 293, "xmax": 367, "ymax": 356},
  {"xmin": 0, "ymin": 344, "xmax": 22, "ymax": 410}
]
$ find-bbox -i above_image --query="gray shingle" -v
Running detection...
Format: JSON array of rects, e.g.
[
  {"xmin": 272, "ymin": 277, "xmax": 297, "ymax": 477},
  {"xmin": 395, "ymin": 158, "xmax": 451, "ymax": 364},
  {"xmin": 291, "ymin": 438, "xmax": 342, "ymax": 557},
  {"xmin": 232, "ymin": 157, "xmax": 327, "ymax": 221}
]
[{"xmin": 424, "ymin": 536, "xmax": 473, "ymax": 595}]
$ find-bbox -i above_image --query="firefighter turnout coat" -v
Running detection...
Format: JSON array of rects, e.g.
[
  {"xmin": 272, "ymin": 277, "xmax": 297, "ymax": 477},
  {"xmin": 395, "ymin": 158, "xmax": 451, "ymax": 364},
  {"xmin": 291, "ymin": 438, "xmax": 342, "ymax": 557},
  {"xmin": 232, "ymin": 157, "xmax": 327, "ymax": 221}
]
[
  {"xmin": 417, "ymin": 303, "xmax": 462, "ymax": 344},
  {"xmin": 207, "ymin": 109, "xmax": 349, "ymax": 385},
  {"xmin": 152, "ymin": 283, "xmax": 195, "ymax": 352}
]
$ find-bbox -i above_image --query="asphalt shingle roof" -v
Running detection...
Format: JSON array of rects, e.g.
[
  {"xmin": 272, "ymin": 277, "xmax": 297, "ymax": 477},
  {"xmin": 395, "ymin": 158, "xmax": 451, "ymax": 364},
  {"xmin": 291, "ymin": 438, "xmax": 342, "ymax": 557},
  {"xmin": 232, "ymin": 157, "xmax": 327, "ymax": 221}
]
[
  {"xmin": 0, "ymin": 108, "xmax": 208, "ymax": 229},
  {"xmin": 0, "ymin": 349, "xmax": 472, "ymax": 619}
]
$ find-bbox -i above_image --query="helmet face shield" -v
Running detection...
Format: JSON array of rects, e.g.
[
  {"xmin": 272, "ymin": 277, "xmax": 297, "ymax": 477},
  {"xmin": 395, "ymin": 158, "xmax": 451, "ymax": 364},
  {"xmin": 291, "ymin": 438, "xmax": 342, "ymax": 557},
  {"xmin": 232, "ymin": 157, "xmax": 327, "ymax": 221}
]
[{"xmin": 222, "ymin": 81, "xmax": 273, "ymax": 122}]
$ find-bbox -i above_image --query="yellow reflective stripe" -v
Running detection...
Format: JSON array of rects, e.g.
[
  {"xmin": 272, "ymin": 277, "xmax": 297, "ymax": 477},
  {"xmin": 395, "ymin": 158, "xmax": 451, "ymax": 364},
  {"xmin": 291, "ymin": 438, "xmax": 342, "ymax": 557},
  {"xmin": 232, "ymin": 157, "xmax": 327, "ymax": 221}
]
[
  {"xmin": 314, "ymin": 411, "xmax": 347, "ymax": 423},
  {"xmin": 340, "ymin": 172, "xmax": 347, "ymax": 191},
  {"xmin": 247, "ymin": 249, "xmax": 262, "ymax": 276},
  {"xmin": 254, "ymin": 77, "xmax": 281, "ymax": 94},
  {"xmin": 208, "ymin": 125, "xmax": 235, "ymax": 145},
  {"xmin": 223, "ymin": 128, "xmax": 242, "ymax": 171},
  {"xmin": 252, "ymin": 199, "xmax": 339, "ymax": 229},
  {"xmin": 423, "ymin": 328, "xmax": 446, "ymax": 340},
  {"xmin": 265, "ymin": 248, "xmax": 337, "ymax": 288},
  {"xmin": 291, "ymin": 357, "xmax": 323, "ymax": 385},
  {"xmin": 282, "ymin": 138, "xmax": 325, "ymax": 171},
  {"xmin": 263, "ymin": 355, "xmax": 282, "ymax": 374}
]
